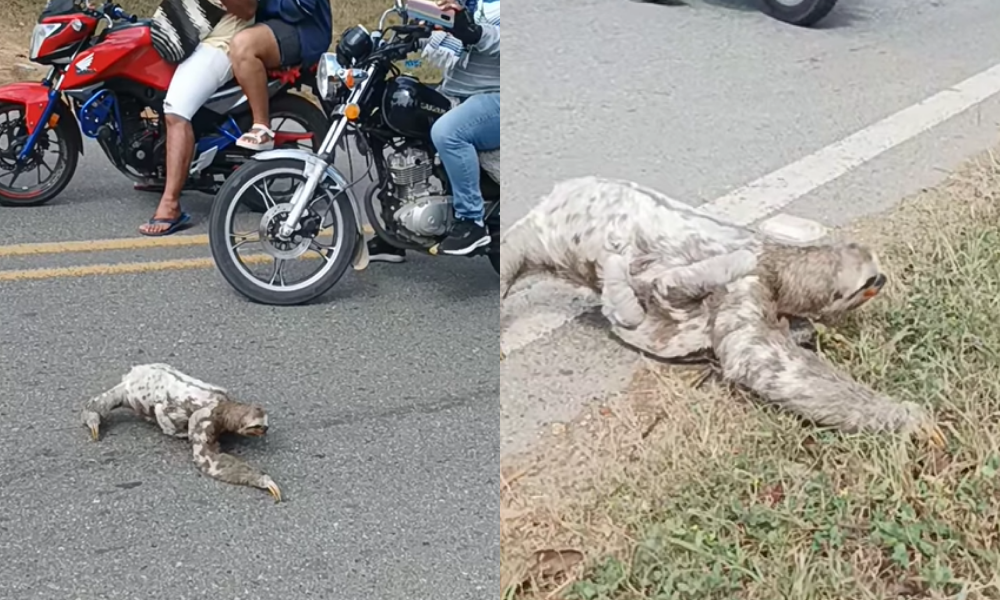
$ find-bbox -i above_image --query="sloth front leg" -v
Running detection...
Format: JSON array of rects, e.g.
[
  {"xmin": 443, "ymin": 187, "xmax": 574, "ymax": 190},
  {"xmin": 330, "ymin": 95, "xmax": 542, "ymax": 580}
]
[
  {"xmin": 188, "ymin": 407, "xmax": 282, "ymax": 503},
  {"xmin": 637, "ymin": 249, "xmax": 758, "ymax": 304},
  {"xmin": 81, "ymin": 382, "xmax": 128, "ymax": 441},
  {"xmin": 599, "ymin": 227, "xmax": 648, "ymax": 328},
  {"xmin": 601, "ymin": 250, "xmax": 647, "ymax": 328}
]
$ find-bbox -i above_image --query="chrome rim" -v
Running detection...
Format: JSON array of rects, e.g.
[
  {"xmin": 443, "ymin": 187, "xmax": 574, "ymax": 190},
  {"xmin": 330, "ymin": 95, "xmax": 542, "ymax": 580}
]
[{"xmin": 224, "ymin": 166, "xmax": 347, "ymax": 293}]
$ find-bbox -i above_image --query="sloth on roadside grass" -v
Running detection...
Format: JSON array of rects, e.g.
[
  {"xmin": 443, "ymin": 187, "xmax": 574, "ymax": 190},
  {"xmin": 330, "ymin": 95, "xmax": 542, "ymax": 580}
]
[
  {"xmin": 81, "ymin": 364, "xmax": 283, "ymax": 502},
  {"xmin": 501, "ymin": 176, "xmax": 945, "ymax": 446}
]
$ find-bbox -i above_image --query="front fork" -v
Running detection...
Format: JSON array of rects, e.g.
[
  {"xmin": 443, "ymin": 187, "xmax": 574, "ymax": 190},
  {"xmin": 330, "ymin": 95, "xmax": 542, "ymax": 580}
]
[
  {"xmin": 277, "ymin": 66, "xmax": 375, "ymax": 240},
  {"xmin": 17, "ymin": 68, "xmax": 62, "ymax": 163}
]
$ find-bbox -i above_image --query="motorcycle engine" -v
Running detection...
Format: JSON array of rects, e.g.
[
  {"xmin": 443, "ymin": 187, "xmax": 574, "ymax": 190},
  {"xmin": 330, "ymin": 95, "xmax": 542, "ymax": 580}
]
[
  {"xmin": 120, "ymin": 101, "xmax": 163, "ymax": 177},
  {"xmin": 388, "ymin": 148, "xmax": 452, "ymax": 238}
]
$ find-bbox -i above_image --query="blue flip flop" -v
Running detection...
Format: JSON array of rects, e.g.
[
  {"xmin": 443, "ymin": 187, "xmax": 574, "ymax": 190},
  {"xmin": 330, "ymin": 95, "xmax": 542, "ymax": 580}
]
[{"xmin": 140, "ymin": 212, "xmax": 191, "ymax": 237}]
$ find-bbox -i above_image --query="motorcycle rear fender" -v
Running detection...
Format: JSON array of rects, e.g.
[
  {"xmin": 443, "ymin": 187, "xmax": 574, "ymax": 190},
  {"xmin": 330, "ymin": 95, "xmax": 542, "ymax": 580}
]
[
  {"xmin": 252, "ymin": 148, "xmax": 368, "ymax": 239},
  {"xmin": 0, "ymin": 82, "xmax": 84, "ymax": 156}
]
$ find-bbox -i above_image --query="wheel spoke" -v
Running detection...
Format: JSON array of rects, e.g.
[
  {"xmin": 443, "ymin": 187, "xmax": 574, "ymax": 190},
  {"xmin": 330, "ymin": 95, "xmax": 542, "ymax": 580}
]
[
  {"xmin": 0, "ymin": 103, "xmax": 66, "ymax": 197},
  {"xmin": 268, "ymin": 258, "xmax": 287, "ymax": 286},
  {"xmin": 307, "ymin": 195, "xmax": 337, "ymax": 228},
  {"xmin": 231, "ymin": 232, "xmax": 261, "ymax": 251},
  {"xmin": 308, "ymin": 241, "xmax": 334, "ymax": 262},
  {"xmin": 252, "ymin": 181, "xmax": 278, "ymax": 210}
]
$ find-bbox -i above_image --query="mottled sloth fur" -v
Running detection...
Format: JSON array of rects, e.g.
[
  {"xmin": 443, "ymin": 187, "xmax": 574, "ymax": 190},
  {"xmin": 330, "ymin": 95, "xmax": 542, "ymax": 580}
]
[
  {"xmin": 81, "ymin": 364, "xmax": 282, "ymax": 502},
  {"xmin": 502, "ymin": 177, "xmax": 943, "ymax": 443},
  {"xmin": 501, "ymin": 176, "xmax": 813, "ymax": 358},
  {"xmin": 708, "ymin": 267, "xmax": 941, "ymax": 440}
]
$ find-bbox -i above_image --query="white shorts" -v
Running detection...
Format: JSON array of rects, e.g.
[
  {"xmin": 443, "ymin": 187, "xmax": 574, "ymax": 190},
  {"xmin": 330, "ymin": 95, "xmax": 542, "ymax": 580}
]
[{"xmin": 163, "ymin": 43, "xmax": 234, "ymax": 121}]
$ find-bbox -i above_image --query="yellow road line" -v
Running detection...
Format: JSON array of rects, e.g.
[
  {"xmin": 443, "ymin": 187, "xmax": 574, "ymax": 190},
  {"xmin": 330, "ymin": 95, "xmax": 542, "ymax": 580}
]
[
  {"xmin": 0, "ymin": 254, "xmax": 284, "ymax": 282},
  {"xmin": 0, "ymin": 229, "xmax": 339, "ymax": 281},
  {"xmin": 0, "ymin": 227, "xmax": 337, "ymax": 258},
  {"xmin": 0, "ymin": 234, "xmax": 210, "ymax": 257}
]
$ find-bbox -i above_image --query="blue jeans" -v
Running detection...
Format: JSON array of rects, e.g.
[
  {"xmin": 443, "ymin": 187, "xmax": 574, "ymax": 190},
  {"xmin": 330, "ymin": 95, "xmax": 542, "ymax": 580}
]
[{"xmin": 430, "ymin": 92, "xmax": 500, "ymax": 224}]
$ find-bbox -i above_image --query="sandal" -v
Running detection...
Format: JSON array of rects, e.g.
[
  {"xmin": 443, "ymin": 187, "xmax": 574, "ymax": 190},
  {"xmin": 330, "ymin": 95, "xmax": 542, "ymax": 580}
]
[
  {"xmin": 236, "ymin": 123, "xmax": 276, "ymax": 152},
  {"xmin": 138, "ymin": 212, "xmax": 192, "ymax": 237}
]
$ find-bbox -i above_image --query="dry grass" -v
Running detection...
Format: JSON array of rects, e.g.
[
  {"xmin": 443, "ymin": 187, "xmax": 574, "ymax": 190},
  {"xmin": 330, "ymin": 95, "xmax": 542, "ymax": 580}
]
[
  {"xmin": 0, "ymin": 0, "xmax": 440, "ymax": 84},
  {"xmin": 502, "ymin": 146, "xmax": 1000, "ymax": 599}
]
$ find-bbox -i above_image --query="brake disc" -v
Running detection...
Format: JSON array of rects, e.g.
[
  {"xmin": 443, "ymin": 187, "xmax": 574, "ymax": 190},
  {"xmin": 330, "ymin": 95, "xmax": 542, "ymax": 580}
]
[{"xmin": 258, "ymin": 203, "xmax": 318, "ymax": 260}]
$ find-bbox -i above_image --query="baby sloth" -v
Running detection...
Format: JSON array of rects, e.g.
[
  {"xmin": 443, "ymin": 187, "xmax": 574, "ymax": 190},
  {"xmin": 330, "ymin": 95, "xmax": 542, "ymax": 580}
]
[
  {"xmin": 607, "ymin": 236, "xmax": 946, "ymax": 446},
  {"xmin": 81, "ymin": 363, "xmax": 282, "ymax": 502}
]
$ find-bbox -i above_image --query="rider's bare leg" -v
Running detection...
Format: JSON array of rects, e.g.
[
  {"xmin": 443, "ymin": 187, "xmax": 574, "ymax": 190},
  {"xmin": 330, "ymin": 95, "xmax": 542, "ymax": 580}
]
[
  {"xmin": 138, "ymin": 114, "xmax": 193, "ymax": 234},
  {"xmin": 139, "ymin": 43, "xmax": 233, "ymax": 235},
  {"xmin": 230, "ymin": 22, "xmax": 300, "ymax": 151}
]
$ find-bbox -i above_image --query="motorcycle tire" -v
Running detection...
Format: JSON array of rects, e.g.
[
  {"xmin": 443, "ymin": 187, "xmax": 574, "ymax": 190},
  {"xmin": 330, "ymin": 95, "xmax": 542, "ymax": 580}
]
[
  {"xmin": 208, "ymin": 157, "xmax": 360, "ymax": 306},
  {"xmin": 758, "ymin": 0, "xmax": 838, "ymax": 27},
  {"xmin": 0, "ymin": 102, "xmax": 80, "ymax": 207}
]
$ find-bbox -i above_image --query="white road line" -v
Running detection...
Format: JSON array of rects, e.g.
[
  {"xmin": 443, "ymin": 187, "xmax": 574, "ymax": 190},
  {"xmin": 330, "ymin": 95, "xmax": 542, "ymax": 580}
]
[
  {"xmin": 502, "ymin": 61, "xmax": 1000, "ymax": 356},
  {"xmin": 699, "ymin": 62, "xmax": 1000, "ymax": 226}
]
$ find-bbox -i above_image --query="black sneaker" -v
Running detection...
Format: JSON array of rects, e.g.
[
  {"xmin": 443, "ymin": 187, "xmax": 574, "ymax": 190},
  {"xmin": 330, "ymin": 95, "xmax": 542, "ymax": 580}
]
[
  {"xmin": 438, "ymin": 219, "xmax": 492, "ymax": 256},
  {"xmin": 367, "ymin": 237, "xmax": 406, "ymax": 263}
]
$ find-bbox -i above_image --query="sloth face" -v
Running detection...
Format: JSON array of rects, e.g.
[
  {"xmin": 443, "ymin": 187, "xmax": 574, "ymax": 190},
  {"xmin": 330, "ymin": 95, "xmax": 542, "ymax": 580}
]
[
  {"xmin": 238, "ymin": 408, "xmax": 269, "ymax": 437},
  {"xmin": 822, "ymin": 242, "xmax": 887, "ymax": 317},
  {"xmin": 214, "ymin": 402, "xmax": 270, "ymax": 437},
  {"xmin": 769, "ymin": 242, "xmax": 887, "ymax": 320}
]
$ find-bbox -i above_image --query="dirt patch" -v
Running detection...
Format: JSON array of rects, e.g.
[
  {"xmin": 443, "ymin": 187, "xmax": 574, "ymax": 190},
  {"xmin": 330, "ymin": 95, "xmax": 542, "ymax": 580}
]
[{"xmin": 502, "ymin": 148, "xmax": 1000, "ymax": 599}]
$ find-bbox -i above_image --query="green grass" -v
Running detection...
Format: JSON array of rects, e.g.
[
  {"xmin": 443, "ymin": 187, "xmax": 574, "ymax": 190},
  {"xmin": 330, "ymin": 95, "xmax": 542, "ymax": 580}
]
[{"xmin": 502, "ymin": 150, "xmax": 1000, "ymax": 599}]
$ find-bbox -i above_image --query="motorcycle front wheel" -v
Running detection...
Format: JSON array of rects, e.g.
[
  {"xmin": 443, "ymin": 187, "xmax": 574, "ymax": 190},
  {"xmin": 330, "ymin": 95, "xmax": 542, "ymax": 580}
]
[
  {"xmin": 208, "ymin": 158, "xmax": 360, "ymax": 305},
  {"xmin": 759, "ymin": 0, "xmax": 837, "ymax": 26},
  {"xmin": 0, "ymin": 101, "xmax": 79, "ymax": 207}
]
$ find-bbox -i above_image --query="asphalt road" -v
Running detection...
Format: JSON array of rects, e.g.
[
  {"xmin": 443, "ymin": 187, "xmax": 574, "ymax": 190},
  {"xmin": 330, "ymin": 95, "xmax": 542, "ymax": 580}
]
[
  {"xmin": 0, "ymin": 141, "xmax": 498, "ymax": 599},
  {"xmin": 502, "ymin": 0, "xmax": 1000, "ymax": 454}
]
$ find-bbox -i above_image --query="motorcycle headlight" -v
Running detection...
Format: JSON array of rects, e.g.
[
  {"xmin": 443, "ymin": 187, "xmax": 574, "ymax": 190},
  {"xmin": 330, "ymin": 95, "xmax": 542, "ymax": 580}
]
[
  {"xmin": 316, "ymin": 53, "xmax": 345, "ymax": 101},
  {"xmin": 29, "ymin": 23, "xmax": 61, "ymax": 61}
]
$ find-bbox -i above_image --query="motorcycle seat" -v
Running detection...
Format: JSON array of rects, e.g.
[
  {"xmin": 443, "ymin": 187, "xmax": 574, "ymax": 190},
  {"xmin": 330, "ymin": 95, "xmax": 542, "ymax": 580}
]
[{"xmin": 212, "ymin": 66, "xmax": 303, "ymax": 95}]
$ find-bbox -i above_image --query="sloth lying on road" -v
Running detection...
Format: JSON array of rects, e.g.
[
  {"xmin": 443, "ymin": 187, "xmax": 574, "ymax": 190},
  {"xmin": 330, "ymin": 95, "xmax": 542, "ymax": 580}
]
[
  {"xmin": 81, "ymin": 364, "xmax": 282, "ymax": 502},
  {"xmin": 501, "ymin": 176, "xmax": 944, "ymax": 445}
]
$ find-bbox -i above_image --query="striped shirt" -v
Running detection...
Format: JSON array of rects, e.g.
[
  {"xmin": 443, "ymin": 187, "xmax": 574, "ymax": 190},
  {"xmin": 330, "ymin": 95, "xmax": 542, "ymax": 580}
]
[{"xmin": 439, "ymin": 1, "xmax": 500, "ymax": 98}]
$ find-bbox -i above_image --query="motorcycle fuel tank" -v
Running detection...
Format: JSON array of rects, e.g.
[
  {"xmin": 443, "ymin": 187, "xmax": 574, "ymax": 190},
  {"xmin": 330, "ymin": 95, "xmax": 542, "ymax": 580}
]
[{"xmin": 382, "ymin": 76, "xmax": 453, "ymax": 140}]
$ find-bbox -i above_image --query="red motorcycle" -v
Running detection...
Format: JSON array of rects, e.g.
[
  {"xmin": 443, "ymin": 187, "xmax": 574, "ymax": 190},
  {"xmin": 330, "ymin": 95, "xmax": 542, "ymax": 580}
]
[{"xmin": 0, "ymin": 0, "xmax": 328, "ymax": 207}]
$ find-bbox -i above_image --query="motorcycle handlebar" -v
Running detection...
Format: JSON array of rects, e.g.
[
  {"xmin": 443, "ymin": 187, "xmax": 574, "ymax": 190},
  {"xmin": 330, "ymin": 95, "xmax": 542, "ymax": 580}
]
[
  {"xmin": 388, "ymin": 23, "xmax": 433, "ymax": 38},
  {"xmin": 101, "ymin": 3, "xmax": 137, "ymax": 22}
]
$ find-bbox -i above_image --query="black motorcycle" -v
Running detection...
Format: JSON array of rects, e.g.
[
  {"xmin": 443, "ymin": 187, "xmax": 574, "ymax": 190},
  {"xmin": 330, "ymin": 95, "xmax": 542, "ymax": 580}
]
[
  {"xmin": 207, "ymin": 1, "xmax": 500, "ymax": 305},
  {"xmin": 759, "ymin": 0, "xmax": 838, "ymax": 27}
]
